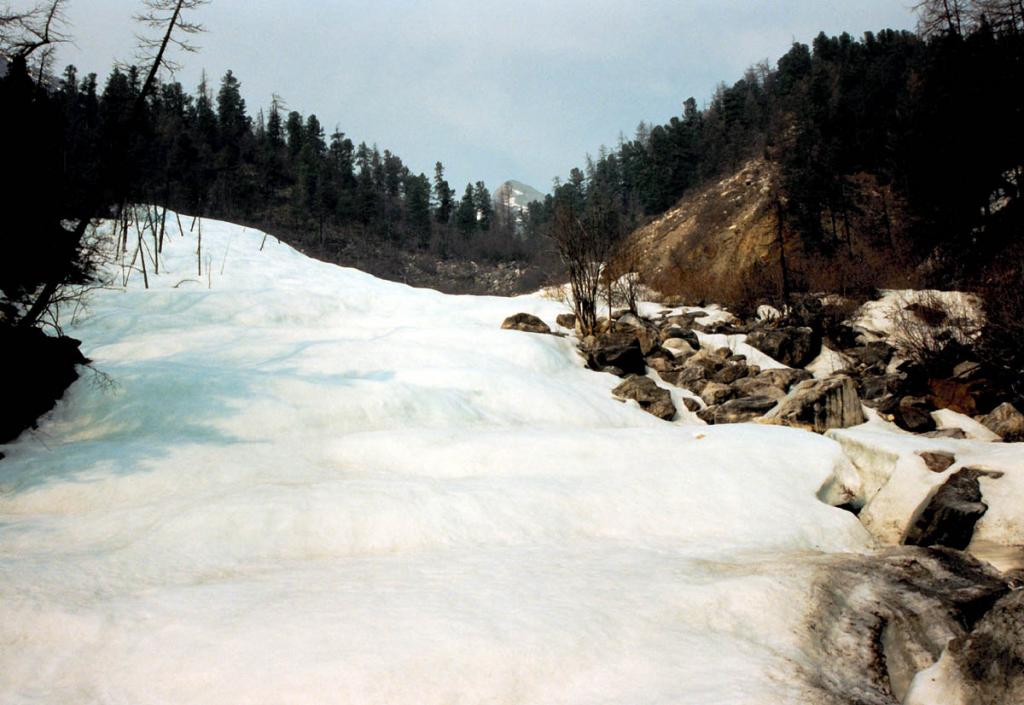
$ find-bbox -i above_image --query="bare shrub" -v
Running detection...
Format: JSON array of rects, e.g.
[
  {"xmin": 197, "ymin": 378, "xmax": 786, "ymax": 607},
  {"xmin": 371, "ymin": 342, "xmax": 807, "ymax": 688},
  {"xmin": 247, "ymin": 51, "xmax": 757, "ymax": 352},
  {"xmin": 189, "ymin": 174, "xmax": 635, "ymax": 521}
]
[{"xmin": 886, "ymin": 291, "xmax": 982, "ymax": 375}]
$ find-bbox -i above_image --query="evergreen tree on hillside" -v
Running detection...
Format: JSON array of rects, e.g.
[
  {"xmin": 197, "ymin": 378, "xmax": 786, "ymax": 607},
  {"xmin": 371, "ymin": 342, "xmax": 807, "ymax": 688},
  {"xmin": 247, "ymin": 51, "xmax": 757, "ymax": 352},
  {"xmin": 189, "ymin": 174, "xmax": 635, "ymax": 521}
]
[
  {"xmin": 473, "ymin": 181, "xmax": 492, "ymax": 231},
  {"xmin": 456, "ymin": 183, "xmax": 477, "ymax": 237}
]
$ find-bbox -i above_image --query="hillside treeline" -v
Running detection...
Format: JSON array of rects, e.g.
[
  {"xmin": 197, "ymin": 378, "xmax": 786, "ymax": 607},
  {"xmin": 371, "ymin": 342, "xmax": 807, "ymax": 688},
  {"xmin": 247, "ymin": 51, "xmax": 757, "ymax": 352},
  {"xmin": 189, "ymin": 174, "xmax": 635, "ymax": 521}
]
[{"xmin": 531, "ymin": 1, "xmax": 1022, "ymax": 293}]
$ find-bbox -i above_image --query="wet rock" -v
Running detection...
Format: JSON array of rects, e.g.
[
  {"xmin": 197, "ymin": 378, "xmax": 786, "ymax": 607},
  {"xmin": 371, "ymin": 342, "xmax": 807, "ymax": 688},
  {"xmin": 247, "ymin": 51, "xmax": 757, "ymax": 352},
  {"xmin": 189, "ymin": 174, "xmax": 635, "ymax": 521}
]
[
  {"xmin": 745, "ymin": 326, "xmax": 821, "ymax": 368},
  {"xmin": 952, "ymin": 588, "xmax": 1024, "ymax": 704},
  {"xmin": 978, "ymin": 402, "xmax": 1024, "ymax": 442},
  {"xmin": 611, "ymin": 376, "xmax": 676, "ymax": 421},
  {"xmin": 765, "ymin": 376, "xmax": 865, "ymax": 433},
  {"xmin": 805, "ymin": 547, "xmax": 1008, "ymax": 705},
  {"xmin": 904, "ymin": 467, "xmax": 1000, "ymax": 550},
  {"xmin": 917, "ymin": 451, "xmax": 956, "ymax": 473},
  {"xmin": 501, "ymin": 313, "xmax": 551, "ymax": 334},
  {"xmin": 699, "ymin": 381, "xmax": 735, "ymax": 406},
  {"xmin": 895, "ymin": 396, "xmax": 938, "ymax": 434}
]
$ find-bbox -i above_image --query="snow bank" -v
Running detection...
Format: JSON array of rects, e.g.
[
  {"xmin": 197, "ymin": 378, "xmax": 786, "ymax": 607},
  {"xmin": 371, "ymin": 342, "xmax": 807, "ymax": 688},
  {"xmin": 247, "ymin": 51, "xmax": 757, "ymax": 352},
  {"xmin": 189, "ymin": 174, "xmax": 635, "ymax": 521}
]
[
  {"xmin": 827, "ymin": 421, "xmax": 1024, "ymax": 550},
  {"xmin": 0, "ymin": 214, "xmax": 872, "ymax": 704}
]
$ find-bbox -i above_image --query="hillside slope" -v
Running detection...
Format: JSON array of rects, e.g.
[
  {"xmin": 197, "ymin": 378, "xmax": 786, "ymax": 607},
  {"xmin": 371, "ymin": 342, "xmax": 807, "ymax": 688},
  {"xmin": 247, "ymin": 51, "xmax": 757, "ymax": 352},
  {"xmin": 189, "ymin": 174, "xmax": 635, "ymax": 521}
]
[{"xmin": 627, "ymin": 159, "xmax": 912, "ymax": 303}]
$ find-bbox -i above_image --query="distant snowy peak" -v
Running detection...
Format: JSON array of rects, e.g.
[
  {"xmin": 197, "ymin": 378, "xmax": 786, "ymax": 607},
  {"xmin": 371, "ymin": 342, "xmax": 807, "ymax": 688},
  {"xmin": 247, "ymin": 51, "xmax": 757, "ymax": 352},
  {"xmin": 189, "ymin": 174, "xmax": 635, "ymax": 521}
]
[{"xmin": 494, "ymin": 180, "xmax": 546, "ymax": 214}]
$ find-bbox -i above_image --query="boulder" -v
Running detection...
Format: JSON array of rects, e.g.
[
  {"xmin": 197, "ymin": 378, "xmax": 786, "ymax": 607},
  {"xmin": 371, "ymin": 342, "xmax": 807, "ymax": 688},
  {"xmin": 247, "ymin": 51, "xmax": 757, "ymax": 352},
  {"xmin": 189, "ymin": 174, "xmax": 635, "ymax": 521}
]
[
  {"xmin": 942, "ymin": 589, "xmax": 1024, "ymax": 704},
  {"xmin": 917, "ymin": 451, "xmax": 956, "ymax": 474},
  {"xmin": 922, "ymin": 428, "xmax": 968, "ymax": 440},
  {"xmin": 660, "ymin": 326, "xmax": 699, "ymax": 349},
  {"xmin": 755, "ymin": 368, "xmax": 812, "ymax": 392},
  {"xmin": 611, "ymin": 376, "xmax": 676, "ymax": 421},
  {"xmin": 684, "ymin": 348, "xmax": 726, "ymax": 375},
  {"xmin": 699, "ymin": 381, "xmax": 735, "ymax": 406},
  {"xmin": 662, "ymin": 338, "xmax": 696, "ymax": 357},
  {"xmin": 708, "ymin": 396, "xmax": 778, "ymax": 424},
  {"xmin": 903, "ymin": 467, "xmax": 1000, "ymax": 550},
  {"xmin": 978, "ymin": 402, "xmax": 1024, "ymax": 442},
  {"xmin": 859, "ymin": 374, "xmax": 902, "ymax": 402},
  {"xmin": 894, "ymin": 396, "xmax": 938, "ymax": 434},
  {"xmin": 713, "ymin": 362, "xmax": 750, "ymax": 385},
  {"xmin": 1, "ymin": 327, "xmax": 89, "ymax": 444},
  {"xmin": 646, "ymin": 355, "xmax": 675, "ymax": 374},
  {"xmin": 765, "ymin": 376, "xmax": 865, "ymax": 433},
  {"xmin": 581, "ymin": 331, "xmax": 646, "ymax": 377},
  {"xmin": 745, "ymin": 326, "xmax": 821, "ymax": 368},
  {"xmin": 696, "ymin": 406, "xmax": 718, "ymax": 424},
  {"xmin": 846, "ymin": 341, "xmax": 895, "ymax": 368},
  {"xmin": 555, "ymin": 313, "xmax": 577, "ymax": 330},
  {"xmin": 680, "ymin": 397, "xmax": 702, "ymax": 413},
  {"xmin": 501, "ymin": 313, "xmax": 551, "ymax": 334},
  {"xmin": 668, "ymin": 366, "xmax": 709, "ymax": 394},
  {"xmin": 732, "ymin": 377, "xmax": 787, "ymax": 400}
]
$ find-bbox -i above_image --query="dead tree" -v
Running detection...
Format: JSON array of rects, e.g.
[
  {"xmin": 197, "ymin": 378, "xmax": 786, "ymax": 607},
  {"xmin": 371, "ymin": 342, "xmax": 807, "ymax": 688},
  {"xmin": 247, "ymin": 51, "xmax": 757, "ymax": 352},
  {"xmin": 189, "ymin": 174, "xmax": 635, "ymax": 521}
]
[{"xmin": 550, "ymin": 199, "xmax": 616, "ymax": 336}]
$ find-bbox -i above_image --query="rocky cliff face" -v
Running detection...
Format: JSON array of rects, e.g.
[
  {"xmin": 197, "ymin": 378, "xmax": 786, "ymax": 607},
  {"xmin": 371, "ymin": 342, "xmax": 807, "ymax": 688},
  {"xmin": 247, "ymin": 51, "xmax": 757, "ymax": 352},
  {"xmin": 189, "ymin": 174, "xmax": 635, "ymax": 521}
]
[{"xmin": 626, "ymin": 160, "xmax": 915, "ymax": 305}]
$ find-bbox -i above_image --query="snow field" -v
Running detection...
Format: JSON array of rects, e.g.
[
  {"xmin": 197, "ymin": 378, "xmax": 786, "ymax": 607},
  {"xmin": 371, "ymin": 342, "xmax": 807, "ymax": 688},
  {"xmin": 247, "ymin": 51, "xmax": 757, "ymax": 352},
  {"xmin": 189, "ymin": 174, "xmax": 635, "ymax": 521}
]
[{"xmin": 0, "ymin": 213, "xmax": 874, "ymax": 704}]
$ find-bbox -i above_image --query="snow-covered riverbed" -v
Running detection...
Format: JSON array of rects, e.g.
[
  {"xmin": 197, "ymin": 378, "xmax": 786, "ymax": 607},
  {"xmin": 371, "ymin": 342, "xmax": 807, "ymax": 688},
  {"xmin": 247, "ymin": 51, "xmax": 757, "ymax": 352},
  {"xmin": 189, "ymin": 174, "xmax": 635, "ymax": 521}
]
[{"xmin": 0, "ymin": 216, "xmax": 874, "ymax": 704}]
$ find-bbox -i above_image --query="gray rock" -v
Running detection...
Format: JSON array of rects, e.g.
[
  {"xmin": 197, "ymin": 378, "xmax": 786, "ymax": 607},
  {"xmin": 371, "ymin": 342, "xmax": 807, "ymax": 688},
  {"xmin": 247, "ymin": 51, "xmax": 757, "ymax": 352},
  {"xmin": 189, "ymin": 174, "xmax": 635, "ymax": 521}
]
[
  {"xmin": 696, "ymin": 405, "xmax": 718, "ymax": 424},
  {"xmin": 923, "ymin": 428, "xmax": 968, "ymax": 440},
  {"xmin": 699, "ymin": 381, "xmax": 735, "ymax": 406},
  {"xmin": 669, "ymin": 366, "xmax": 709, "ymax": 394},
  {"xmin": 755, "ymin": 368, "xmax": 812, "ymax": 391},
  {"xmin": 904, "ymin": 467, "xmax": 1000, "ymax": 550},
  {"xmin": 713, "ymin": 362, "xmax": 750, "ymax": 385},
  {"xmin": 895, "ymin": 396, "xmax": 937, "ymax": 433},
  {"xmin": 765, "ymin": 376, "xmax": 865, "ymax": 433},
  {"xmin": 978, "ymin": 402, "xmax": 1024, "ymax": 442},
  {"xmin": 501, "ymin": 313, "xmax": 551, "ymax": 334},
  {"xmin": 555, "ymin": 313, "xmax": 577, "ymax": 329},
  {"xmin": 581, "ymin": 331, "xmax": 646, "ymax": 377},
  {"xmin": 612, "ymin": 376, "xmax": 676, "ymax": 421},
  {"xmin": 710, "ymin": 396, "xmax": 778, "ymax": 424},
  {"xmin": 859, "ymin": 374, "xmax": 902, "ymax": 401},
  {"xmin": 846, "ymin": 341, "xmax": 895, "ymax": 367},
  {"xmin": 732, "ymin": 377, "xmax": 787, "ymax": 400},
  {"xmin": 804, "ymin": 547, "xmax": 1009, "ymax": 705},
  {"xmin": 684, "ymin": 348, "xmax": 726, "ymax": 374},
  {"xmin": 662, "ymin": 338, "xmax": 696, "ymax": 356},
  {"xmin": 949, "ymin": 588, "xmax": 1024, "ymax": 705},
  {"xmin": 660, "ymin": 326, "xmax": 699, "ymax": 349},
  {"xmin": 680, "ymin": 397, "xmax": 701, "ymax": 413},
  {"xmin": 745, "ymin": 326, "xmax": 821, "ymax": 367}
]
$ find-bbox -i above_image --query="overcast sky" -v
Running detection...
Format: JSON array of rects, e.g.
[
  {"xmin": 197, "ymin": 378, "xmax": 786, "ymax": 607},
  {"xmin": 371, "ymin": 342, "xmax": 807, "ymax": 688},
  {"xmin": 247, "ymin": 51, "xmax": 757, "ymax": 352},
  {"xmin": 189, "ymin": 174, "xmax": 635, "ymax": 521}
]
[{"xmin": 53, "ymin": 0, "xmax": 917, "ymax": 193}]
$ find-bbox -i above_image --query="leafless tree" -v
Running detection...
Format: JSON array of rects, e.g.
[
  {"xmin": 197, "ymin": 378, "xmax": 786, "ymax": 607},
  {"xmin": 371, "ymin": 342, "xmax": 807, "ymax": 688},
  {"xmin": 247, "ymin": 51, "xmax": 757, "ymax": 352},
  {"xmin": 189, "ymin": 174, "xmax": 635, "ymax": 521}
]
[
  {"xmin": 13, "ymin": 0, "xmax": 210, "ymax": 329},
  {"xmin": 550, "ymin": 200, "xmax": 617, "ymax": 336},
  {"xmin": 914, "ymin": 0, "xmax": 968, "ymax": 36},
  {"xmin": 0, "ymin": 0, "xmax": 68, "ymax": 57},
  {"xmin": 132, "ymin": 0, "xmax": 209, "ymax": 101}
]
